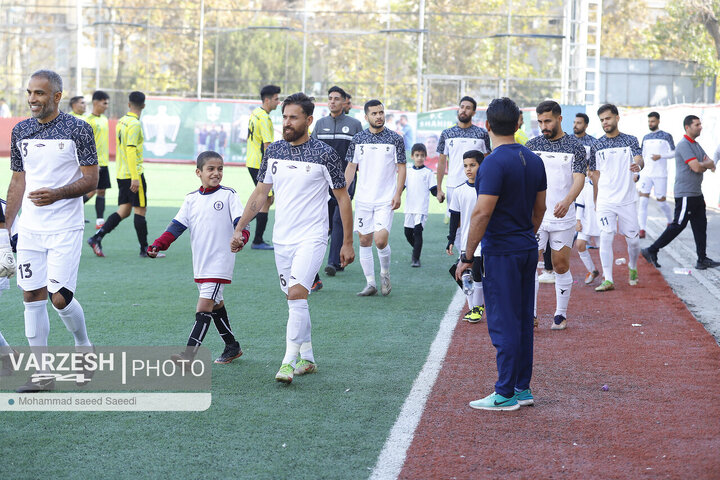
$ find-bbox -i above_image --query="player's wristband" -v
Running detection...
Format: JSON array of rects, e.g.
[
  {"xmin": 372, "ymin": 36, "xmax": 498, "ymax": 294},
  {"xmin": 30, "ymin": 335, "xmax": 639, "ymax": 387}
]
[{"xmin": 460, "ymin": 254, "xmax": 473, "ymax": 264}]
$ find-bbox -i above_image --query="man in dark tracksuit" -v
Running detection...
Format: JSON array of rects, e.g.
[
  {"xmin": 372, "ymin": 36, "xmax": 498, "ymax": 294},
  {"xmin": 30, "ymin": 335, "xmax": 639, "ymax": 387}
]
[
  {"xmin": 456, "ymin": 97, "xmax": 547, "ymax": 411},
  {"xmin": 642, "ymin": 115, "xmax": 719, "ymax": 270},
  {"xmin": 311, "ymin": 86, "xmax": 363, "ymax": 278}
]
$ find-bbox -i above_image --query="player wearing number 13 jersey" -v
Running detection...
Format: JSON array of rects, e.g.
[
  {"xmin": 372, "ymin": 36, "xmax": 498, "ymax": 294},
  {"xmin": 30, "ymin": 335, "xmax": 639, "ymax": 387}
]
[
  {"xmin": 6, "ymin": 70, "xmax": 98, "ymax": 392},
  {"xmin": 589, "ymin": 104, "xmax": 644, "ymax": 292},
  {"xmin": 231, "ymin": 93, "xmax": 355, "ymax": 384}
]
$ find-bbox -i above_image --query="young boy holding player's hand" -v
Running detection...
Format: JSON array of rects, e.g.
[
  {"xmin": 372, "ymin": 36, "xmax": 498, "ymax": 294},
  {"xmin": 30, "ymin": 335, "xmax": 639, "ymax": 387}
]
[{"xmin": 403, "ymin": 143, "xmax": 438, "ymax": 267}]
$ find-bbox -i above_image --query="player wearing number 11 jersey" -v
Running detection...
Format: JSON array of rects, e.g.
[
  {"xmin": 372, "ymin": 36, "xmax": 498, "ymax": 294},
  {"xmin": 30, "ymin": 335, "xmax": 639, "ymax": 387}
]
[{"xmin": 231, "ymin": 93, "xmax": 355, "ymax": 384}]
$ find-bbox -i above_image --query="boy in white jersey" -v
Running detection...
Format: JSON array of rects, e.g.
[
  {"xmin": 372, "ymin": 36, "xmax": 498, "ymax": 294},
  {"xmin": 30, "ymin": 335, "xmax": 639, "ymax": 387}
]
[
  {"xmin": 148, "ymin": 152, "xmax": 248, "ymax": 365},
  {"xmin": 589, "ymin": 104, "xmax": 644, "ymax": 292},
  {"xmin": 5, "ymin": 70, "xmax": 99, "ymax": 392},
  {"xmin": 231, "ymin": 93, "xmax": 354, "ymax": 384},
  {"xmin": 345, "ymin": 99, "xmax": 407, "ymax": 296},
  {"xmin": 446, "ymin": 150, "xmax": 485, "ymax": 323},
  {"xmin": 403, "ymin": 143, "xmax": 438, "ymax": 267},
  {"xmin": 526, "ymin": 101, "xmax": 588, "ymax": 330}
]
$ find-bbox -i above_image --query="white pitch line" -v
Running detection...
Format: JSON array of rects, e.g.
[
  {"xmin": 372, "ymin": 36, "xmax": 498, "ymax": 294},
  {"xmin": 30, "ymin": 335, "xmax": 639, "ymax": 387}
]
[{"xmin": 369, "ymin": 289, "xmax": 466, "ymax": 480}]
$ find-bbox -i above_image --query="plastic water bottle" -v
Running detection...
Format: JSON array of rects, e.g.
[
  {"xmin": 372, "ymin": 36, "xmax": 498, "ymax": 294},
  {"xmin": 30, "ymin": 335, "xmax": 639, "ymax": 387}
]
[{"xmin": 462, "ymin": 269, "xmax": 474, "ymax": 295}]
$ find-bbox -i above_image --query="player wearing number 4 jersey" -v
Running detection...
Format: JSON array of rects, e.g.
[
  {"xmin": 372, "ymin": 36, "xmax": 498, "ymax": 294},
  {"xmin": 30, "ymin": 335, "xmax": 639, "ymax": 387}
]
[
  {"xmin": 231, "ymin": 93, "xmax": 354, "ymax": 384},
  {"xmin": 5, "ymin": 70, "xmax": 98, "ymax": 393},
  {"xmin": 345, "ymin": 99, "xmax": 407, "ymax": 297},
  {"xmin": 589, "ymin": 104, "xmax": 644, "ymax": 292}
]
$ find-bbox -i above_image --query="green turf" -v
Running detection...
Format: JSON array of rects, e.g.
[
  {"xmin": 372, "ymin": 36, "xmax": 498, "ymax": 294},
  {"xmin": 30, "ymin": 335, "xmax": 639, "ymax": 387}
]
[{"xmin": 0, "ymin": 161, "xmax": 459, "ymax": 479}]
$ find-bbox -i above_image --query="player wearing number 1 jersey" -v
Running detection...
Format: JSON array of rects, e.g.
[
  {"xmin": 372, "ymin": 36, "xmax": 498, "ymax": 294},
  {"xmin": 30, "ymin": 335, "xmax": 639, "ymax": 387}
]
[
  {"xmin": 231, "ymin": 93, "xmax": 354, "ymax": 384},
  {"xmin": 526, "ymin": 101, "xmax": 588, "ymax": 330},
  {"xmin": 5, "ymin": 70, "xmax": 98, "ymax": 392},
  {"xmin": 589, "ymin": 104, "xmax": 644, "ymax": 292}
]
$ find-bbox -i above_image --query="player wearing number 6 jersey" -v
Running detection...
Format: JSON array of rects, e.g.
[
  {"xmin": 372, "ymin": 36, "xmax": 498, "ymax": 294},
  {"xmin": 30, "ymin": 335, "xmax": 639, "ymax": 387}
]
[
  {"xmin": 5, "ymin": 70, "xmax": 98, "ymax": 393},
  {"xmin": 526, "ymin": 101, "xmax": 589, "ymax": 330},
  {"xmin": 231, "ymin": 93, "xmax": 354, "ymax": 384},
  {"xmin": 589, "ymin": 104, "xmax": 644, "ymax": 292}
]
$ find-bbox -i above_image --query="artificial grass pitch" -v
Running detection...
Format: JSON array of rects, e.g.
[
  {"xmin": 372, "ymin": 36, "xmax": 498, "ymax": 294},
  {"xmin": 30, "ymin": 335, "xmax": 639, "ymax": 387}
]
[{"xmin": 0, "ymin": 161, "xmax": 459, "ymax": 479}]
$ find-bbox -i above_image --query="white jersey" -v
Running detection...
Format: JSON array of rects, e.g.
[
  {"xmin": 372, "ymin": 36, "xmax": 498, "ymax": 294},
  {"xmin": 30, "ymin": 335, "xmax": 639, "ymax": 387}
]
[
  {"xmin": 526, "ymin": 133, "xmax": 588, "ymax": 231},
  {"xmin": 641, "ymin": 130, "xmax": 675, "ymax": 177},
  {"xmin": 10, "ymin": 112, "xmax": 98, "ymax": 234},
  {"xmin": 448, "ymin": 181, "xmax": 481, "ymax": 256},
  {"xmin": 172, "ymin": 186, "xmax": 244, "ymax": 282},
  {"xmin": 590, "ymin": 133, "xmax": 642, "ymax": 209},
  {"xmin": 260, "ymin": 137, "xmax": 346, "ymax": 245},
  {"xmin": 346, "ymin": 128, "xmax": 406, "ymax": 206},
  {"xmin": 437, "ymin": 125, "xmax": 492, "ymax": 188},
  {"xmin": 404, "ymin": 165, "xmax": 436, "ymax": 215}
]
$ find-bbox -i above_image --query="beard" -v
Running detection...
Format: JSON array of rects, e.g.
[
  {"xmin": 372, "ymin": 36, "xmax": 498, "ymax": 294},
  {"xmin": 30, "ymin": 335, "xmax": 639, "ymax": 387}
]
[
  {"xmin": 283, "ymin": 126, "xmax": 304, "ymax": 142},
  {"xmin": 573, "ymin": 126, "xmax": 583, "ymax": 135},
  {"xmin": 370, "ymin": 119, "xmax": 385, "ymax": 129},
  {"xmin": 30, "ymin": 102, "xmax": 53, "ymax": 120},
  {"xmin": 542, "ymin": 126, "xmax": 559, "ymax": 139},
  {"xmin": 458, "ymin": 113, "xmax": 471, "ymax": 123}
]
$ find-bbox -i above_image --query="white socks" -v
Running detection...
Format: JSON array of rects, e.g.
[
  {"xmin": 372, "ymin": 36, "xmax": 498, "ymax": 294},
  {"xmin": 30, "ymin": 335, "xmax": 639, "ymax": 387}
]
[
  {"xmin": 378, "ymin": 245, "xmax": 391, "ymax": 274},
  {"xmin": 360, "ymin": 246, "xmax": 375, "ymax": 286},
  {"xmin": 554, "ymin": 271, "xmax": 572, "ymax": 316},
  {"xmin": 472, "ymin": 282, "xmax": 484, "ymax": 308},
  {"xmin": 578, "ymin": 249, "xmax": 596, "ymax": 273},
  {"xmin": 638, "ymin": 196, "xmax": 649, "ymax": 230},
  {"xmin": 283, "ymin": 299, "xmax": 311, "ymax": 365},
  {"xmin": 54, "ymin": 298, "xmax": 92, "ymax": 347},
  {"xmin": 627, "ymin": 235, "xmax": 640, "ymax": 270},
  {"xmin": 659, "ymin": 201, "xmax": 673, "ymax": 223},
  {"xmin": 299, "ymin": 341, "xmax": 314, "ymax": 363},
  {"xmin": 24, "ymin": 300, "xmax": 50, "ymax": 347},
  {"xmin": 599, "ymin": 231, "xmax": 615, "ymax": 283},
  {"xmin": 533, "ymin": 270, "xmax": 539, "ymax": 317}
]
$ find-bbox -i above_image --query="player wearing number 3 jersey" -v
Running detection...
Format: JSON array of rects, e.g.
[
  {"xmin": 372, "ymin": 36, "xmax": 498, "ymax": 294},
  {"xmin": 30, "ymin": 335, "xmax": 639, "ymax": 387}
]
[{"xmin": 231, "ymin": 93, "xmax": 354, "ymax": 384}]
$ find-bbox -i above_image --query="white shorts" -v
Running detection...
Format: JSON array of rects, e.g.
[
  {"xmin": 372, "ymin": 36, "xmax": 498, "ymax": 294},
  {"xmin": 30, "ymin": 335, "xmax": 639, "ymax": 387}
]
[
  {"xmin": 404, "ymin": 213, "xmax": 427, "ymax": 229},
  {"xmin": 577, "ymin": 231, "xmax": 596, "ymax": 242},
  {"xmin": 597, "ymin": 204, "xmax": 639, "ymax": 238},
  {"xmin": 16, "ymin": 229, "xmax": 83, "ymax": 293},
  {"xmin": 537, "ymin": 225, "xmax": 575, "ymax": 252},
  {"xmin": 354, "ymin": 203, "xmax": 394, "ymax": 235},
  {"xmin": 274, "ymin": 240, "xmax": 327, "ymax": 295},
  {"xmin": 197, "ymin": 282, "xmax": 225, "ymax": 305},
  {"xmin": 639, "ymin": 176, "xmax": 667, "ymax": 198}
]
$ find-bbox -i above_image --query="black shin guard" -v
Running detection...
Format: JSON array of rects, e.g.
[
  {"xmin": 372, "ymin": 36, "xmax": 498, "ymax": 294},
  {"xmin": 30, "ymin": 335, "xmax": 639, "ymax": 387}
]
[
  {"xmin": 96, "ymin": 212, "xmax": 122, "ymax": 239},
  {"xmin": 95, "ymin": 196, "xmax": 105, "ymax": 219},
  {"xmin": 404, "ymin": 227, "xmax": 415, "ymax": 247},
  {"xmin": 134, "ymin": 214, "xmax": 148, "ymax": 249},
  {"xmin": 254, "ymin": 212, "xmax": 268, "ymax": 244},
  {"xmin": 211, "ymin": 306, "xmax": 236, "ymax": 345},
  {"xmin": 412, "ymin": 224, "xmax": 423, "ymax": 260},
  {"xmin": 187, "ymin": 312, "xmax": 213, "ymax": 352}
]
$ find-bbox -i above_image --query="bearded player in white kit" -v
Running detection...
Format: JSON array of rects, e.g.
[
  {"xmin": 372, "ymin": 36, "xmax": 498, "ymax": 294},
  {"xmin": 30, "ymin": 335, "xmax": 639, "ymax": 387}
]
[
  {"xmin": 231, "ymin": 93, "xmax": 354, "ymax": 384},
  {"xmin": 5, "ymin": 70, "xmax": 99, "ymax": 392}
]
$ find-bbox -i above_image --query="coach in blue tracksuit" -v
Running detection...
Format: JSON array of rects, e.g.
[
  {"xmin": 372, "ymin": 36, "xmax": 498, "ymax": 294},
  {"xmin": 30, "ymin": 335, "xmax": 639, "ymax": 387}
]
[{"xmin": 456, "ymin": 97, "xmax": 547, "ymax": 411}]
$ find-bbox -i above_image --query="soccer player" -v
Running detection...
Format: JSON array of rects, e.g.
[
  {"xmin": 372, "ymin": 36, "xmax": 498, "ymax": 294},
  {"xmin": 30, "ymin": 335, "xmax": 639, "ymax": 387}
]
[
  {"xmin": 148, "ymin": 151, "xmax": 248, "ymax": 364},
  {"xmin": 456, "ymin": 97, "xmax": 546, "ymax": 411},
  {"xmin": 436, "ymin": 96, "xmax": 491, "ymax": 247},
  {"xmin": 526, "ymin": 101, "xmax": 588, "ymax": 330},
  {"xmin": 642, "ymin": 115, "xmax": 719, "ymax": 271},
  {"xmin": 403, "ymin": 143, "xmax": 438, "ymax": 268},
  {"xmin": 446, "ymin": 150, "xmax": 484, "ymax": 323},
  {"xmin": 589, "ymin": 104, "xmax": 643, "ymax": 292},
  {"xmin": 344, "ymin": 93, "xmax": 353, "ymax": 115},
  {"xmin": 515, "ymin": 111, "xmax": 528, "ymax": 145},
  {"xmin": 83, "ymin": 90, "xmax": 111, "ymax": 230},
  {"xmin": 231, "ymin": 92, "xmax": 354, "ymax": 384},
  {"xmin": 0, "ymin": 198, "xmax": 19, "ymax": 376},
  {"xmin": 573, "ymin": 112, "xmax": 596, "ymax": 157},
  {"xmin": 87, "ymin": 91, "xmax": 153, "ymax": 258},
  {"xmin": 5, "ymin": 70, "xmax": 98, "ymax": 392},
  {"xmin": 638, "ymin": 112, "xmax": 675, "ymax": 238},
  {"xmin": 312, "ymin": 85, "xmax": 363, "ymax": 277},
  {"xmin": 68, "ymin": 95, "xmax": 86, "ymax": 118},
  {"xmin": 246, "ymin": 84, "xmax": 281, "ymax": 250},
  {"xmin": 345, "ymin": 99, "xmax": 407, "ymax": 296}
]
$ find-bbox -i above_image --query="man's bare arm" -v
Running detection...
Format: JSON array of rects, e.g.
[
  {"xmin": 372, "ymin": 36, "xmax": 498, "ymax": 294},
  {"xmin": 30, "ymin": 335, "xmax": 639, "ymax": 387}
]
[{"xmin": 532, "ymin": 190, "xmax": 547, "ymax": 234}]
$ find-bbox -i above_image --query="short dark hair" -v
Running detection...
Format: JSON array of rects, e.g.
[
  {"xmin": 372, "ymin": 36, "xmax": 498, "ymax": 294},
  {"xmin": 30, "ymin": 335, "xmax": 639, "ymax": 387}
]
[
  {"xmin": 30, "ymin": 69, "xmax": 63, "ymax": 93},
  {"xmin": 69, "ymin": 96, "xmax": 84, "ymax": 107},
  {"xmin": 486, "ymin": 97, "xmax": 520, "ymax": 136},
  {"xmin": 364, "ymin": 99, "xmax": 383, "ymax": 114},
  {"xmin": 129, "ymin": 91, "xmax": 145, "ymax": 107},
  {"xmin": 282, "ymin": 92, "xmax": 314, "ymax": 117},
  {"xmin": 597, "ymin": 103, "xmax": 618, "ymax": 116},
  {"xmin": 411, "ymin": 143, "xmax": 427, "ymax": 155},
  {"xmin": 346, "ymin": 93, "xmax": 352, "ymax": 100},
  {"xmin": 463, "ymin": 149, "xmax": 484, "ymax": 165},
  {"xmin": 328, "ymin": 86, "xmax": 347, "ymax": 99},
  {"xmin": 683, "ymin": 115, "xmax": 700, "ymax": 129},
  {"xmin": 536, "ymin": 100, "xmax": 561, "ymax": 116},
  {"xmin": 459, "ymin": 96, "xmax": 477, "ymax": 111},
  {"xmin": 575, "ymin": 112, "xmax": 590, "ymax": 125},
  {"xmin": 196, "ymin": 150, "xmax": 223, "ymax": 170},
  {"xmin": 648, "ymin": 111, "xmax": 660, "ymax": 120},
  {"xmin": 92, "ymin": 90, "xmax": 109, "ymax": 102},
  {"xmin": 260, "ymin": 85, "xmax": 281, "ymax": 101}
]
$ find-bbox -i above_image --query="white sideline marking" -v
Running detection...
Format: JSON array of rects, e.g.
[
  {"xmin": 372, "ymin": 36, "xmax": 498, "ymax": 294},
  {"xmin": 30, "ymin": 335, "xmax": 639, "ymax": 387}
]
[{"xmin": 369, "ymin": 289, "xmax": 466, "ymax": 480}]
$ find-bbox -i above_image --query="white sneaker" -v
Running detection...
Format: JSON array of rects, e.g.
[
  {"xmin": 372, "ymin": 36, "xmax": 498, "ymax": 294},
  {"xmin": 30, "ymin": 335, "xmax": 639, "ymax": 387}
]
[
  {"xmin": 380, "ymin": 273, "xmax": 391, "ymax": 296},
  {"xmin": 357, "ymin": 284, "xmax": 377, "ymax": 296},
  {"xmin": 538, "ymin": 270, "xmax": 555, "ymax": 284}
]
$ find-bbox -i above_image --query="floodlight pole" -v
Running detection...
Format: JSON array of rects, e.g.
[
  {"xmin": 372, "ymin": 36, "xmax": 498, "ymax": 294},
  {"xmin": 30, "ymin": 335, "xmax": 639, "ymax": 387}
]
[
  {"xmin": 416, "ymin": 0, "xmax": 425, "ymax": 113},
  {"xmin": 197, "ymin": 0, "xmax": 205, "ymax": 99},
  {"xmin": 301, "ymin": 1, "xmax": 308, "ymax": 93},
  {"xmin": 76, "ymin": 0, "xmax": 82, "ymax": 94}
]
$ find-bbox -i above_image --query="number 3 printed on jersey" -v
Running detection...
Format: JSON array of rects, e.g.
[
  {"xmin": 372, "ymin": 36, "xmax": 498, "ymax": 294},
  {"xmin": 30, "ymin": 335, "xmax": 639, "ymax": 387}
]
[{"xmin": 21, "ymin": 141, "xmax": 29, "ymax": 158}]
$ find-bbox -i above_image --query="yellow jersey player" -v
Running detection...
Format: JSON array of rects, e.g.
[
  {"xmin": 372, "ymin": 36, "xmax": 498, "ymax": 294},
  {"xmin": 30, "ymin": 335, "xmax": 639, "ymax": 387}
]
[{"xmin": 83, "ymin": 91, "xmax": 111, "ymax": 229}]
